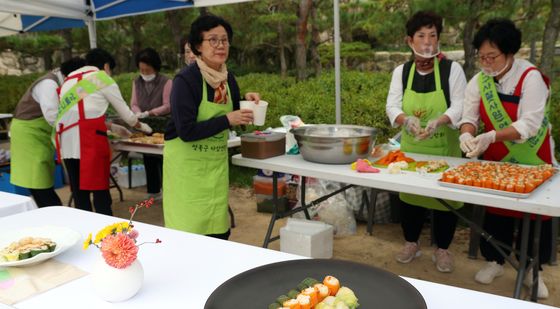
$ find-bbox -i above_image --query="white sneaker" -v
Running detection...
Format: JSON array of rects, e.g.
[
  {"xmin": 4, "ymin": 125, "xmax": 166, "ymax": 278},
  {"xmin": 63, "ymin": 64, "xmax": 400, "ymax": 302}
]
[
  {"xmin": 475, "ymin": 261, "xmax": 504, "ymax": 284},
  {"xmin": 395, "ymin": 242, "xmax": 421, "ymax": 264},
  {"xmin": 524, "ymin": 269, "xmax": 549, "ymax": 299}
]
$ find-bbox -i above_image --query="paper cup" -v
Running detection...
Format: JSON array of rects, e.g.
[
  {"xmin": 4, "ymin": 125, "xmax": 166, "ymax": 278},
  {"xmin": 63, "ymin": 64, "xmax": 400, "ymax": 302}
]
[
  {"xmin": 253, "ymin": 101, "xmax": 268, "ymax": 126},
  {"xmin": 239, "ymin": 100, "xmax": 255, "ymax": 111}
]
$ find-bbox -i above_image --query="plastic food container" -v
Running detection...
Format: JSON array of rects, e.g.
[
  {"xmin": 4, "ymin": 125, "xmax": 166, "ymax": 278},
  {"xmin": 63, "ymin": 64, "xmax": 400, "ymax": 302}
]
[{"xmin": 241, "ymin": 132, "xmax": 286, "ymax": 159}]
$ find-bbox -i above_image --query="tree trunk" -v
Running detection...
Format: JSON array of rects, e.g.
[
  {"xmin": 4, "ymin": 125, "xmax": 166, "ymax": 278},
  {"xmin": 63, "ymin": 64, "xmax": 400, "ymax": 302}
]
[
  {"xmin": 295, "ymin": 0, "xmax": 313, "ymax": 81},
  {"xmin": 165, "ymin": 10, "xmax": 185, "ymax": 69},
  {"xmin": 462, "ymin": 0, "xmax": 482, "ymax": 80},
  {"xmin": 129, "ymin": 18, "xmax": 145, "ymax": 71},
  {"xmin": 540, "ymin": 0, "xmax": 560, "ymax": 77},
  {"xmin": 60, "ymin": 29, "xmax": 73, "ymax": 62},
  {"xmin": 310, "ymin": 2, "xmax": 322, "ymax": 77},
  {"xmin": 43, "ymin": 51, "xmax": 53, "ymax": 70},
  {"xmin": 278, "ymin": 22, "xmax": 288, "ymax": 78}
]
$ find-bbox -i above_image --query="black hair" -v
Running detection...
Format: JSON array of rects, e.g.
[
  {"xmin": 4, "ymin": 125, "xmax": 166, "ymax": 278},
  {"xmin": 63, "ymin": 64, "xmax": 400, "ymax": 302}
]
[
  {"xmin": 406, "ymin": 11, "xmax": 443, "ymax": 38},
  {"xmin": 180, "ymin": 35, "xmax": 189, "ymax": 55},
  {"xmin": 135, "ymin": 48, "xmax": 162, "ymax": 72},
  {"xmin": 85, "ymin": 48, "xmax": 116, "ymax": 70},
  {"xmin": 188, "ymin": 14, "xmax": 233, "ymax": 56},
  {"xmin": 473, "ymin": 19, "xmax": 521, "ymax": 55},
  {"xmin": 60, "ymin": 57, "xmax": 86, "ymax": 76}
]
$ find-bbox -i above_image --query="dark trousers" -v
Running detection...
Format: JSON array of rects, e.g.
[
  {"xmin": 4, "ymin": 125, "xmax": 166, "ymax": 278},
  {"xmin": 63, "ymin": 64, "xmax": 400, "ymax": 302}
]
[
  {"xmin": 64, "ymin": 159, "xmax": 113, "ymax": 215},
  {"xmin": 29, "ymin": 188, "xmax": 62, "ymax": 207},
  {"xmin": 480, "ymin": 212, "xmax": 552, "ymax": 268},
  {"xmin": 143, "ymin": 154, "xmax": 162, "ymax": 194},
  {"xmin": 206, "ymin": 229, "xmax": 231, "ymax": 240},
  {"xmin": 401, "ymin": 200, "xmax": 458, "ymax": 249}
]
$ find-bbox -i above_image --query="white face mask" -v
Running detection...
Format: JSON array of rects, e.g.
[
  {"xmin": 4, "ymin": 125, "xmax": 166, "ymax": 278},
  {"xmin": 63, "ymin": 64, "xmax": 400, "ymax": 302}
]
[
  {"xmin": 410, "ymin": 43, "xmax": 440, "ymax": 59},
  {"xmin": 482, "ymin": 58, "xmax": 510, "ymax": 77},
  {"xmin": 141, "ymin": 74, "xmax": 156, "ymax": 82}
]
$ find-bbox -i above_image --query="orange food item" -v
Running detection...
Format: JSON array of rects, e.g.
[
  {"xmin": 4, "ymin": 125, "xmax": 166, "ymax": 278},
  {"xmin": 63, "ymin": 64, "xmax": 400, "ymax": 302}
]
[
  {"xmin": 323, "ymin": 275, "xmax": 340, "ymax": 296},
  {"xmin": 375, "ymin": 150, "xmax": 415, "ymax": 166},
  {"xmin": 314, "ymin": 284, "xmax": 329, "ymax": 302},
  {"xmin": 283, "ymin": 299, "xmax": 300, "ymax": 309},
  {"xmin": 301, "ymin": 287, "xmax": 318, "ymax": 307},
  {"xmin": 440, "ymin": 162, "xmax": 555, "ymax": 193}
]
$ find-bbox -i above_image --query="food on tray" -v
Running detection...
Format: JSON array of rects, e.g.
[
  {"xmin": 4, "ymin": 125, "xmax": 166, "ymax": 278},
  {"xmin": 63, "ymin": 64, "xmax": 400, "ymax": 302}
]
[
  {"xmin": 374, "ymin": 150, "xmax": 415, "ymax": 166},
  {"xmin": 1, "ymin": 237, "xmax": 57, "ymax": 262},
  {"xmin": 127, "ymin": 132, "xmax": 164, "ymax": 145},
  {"xmin": 388, "ymin": 161, "xmax": 408, "ymax": 174},
  {"xmin": 350, "ymin": 159, "xmax": 381, "ymax": 173},
  {"xmin": 269, "ymin": 275, "xmax": 359, "ymax": 309},
  {"xmin": 440, "ymin": 162, "xmax": 555, "ymax": 193},
  {"xmin": 416, "ymin": 160, "xmax": 449, "ymax": 173}
]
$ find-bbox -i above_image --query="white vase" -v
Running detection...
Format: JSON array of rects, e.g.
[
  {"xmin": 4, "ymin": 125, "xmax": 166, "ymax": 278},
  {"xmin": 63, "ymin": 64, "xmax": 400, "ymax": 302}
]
[{"xmin": 91, "ymin": 257, "xmax": 144, "ymax": 302}]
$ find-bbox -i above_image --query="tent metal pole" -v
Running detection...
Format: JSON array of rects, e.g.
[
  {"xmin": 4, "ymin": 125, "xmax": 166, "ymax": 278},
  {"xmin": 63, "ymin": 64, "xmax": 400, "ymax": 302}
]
[
  {"xmin": 86, "ymin": 18, "xmax": 97, "ymax": 48},
  {"xmin": 334, "ymin": 0, "xmax": 341, "ymax": 124}
]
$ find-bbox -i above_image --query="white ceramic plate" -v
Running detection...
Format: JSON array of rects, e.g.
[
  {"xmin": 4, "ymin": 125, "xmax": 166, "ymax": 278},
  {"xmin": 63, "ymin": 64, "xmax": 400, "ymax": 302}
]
[{"xmin": 0, "ymin": 226, "xmax": 81, "ymax": 267}]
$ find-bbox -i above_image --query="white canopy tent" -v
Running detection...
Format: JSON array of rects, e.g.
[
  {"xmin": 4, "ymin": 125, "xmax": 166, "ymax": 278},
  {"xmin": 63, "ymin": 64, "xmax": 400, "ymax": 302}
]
[{"xmin": 0, "ymin": 0, "xmax": 343, "ymax": 123}]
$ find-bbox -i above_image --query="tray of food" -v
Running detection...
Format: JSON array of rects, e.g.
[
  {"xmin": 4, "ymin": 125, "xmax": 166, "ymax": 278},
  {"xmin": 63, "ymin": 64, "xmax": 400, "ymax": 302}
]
[
  {"xmin": 438, "ymin": 161, "xmax": 556, "ymax": 199},
  {"xmin": 205, "ymin": 259, "xmax": 426, "ymax": 309},
  {"xmin": 0, "ymin": 226, "xmax": 81, "ymax": 267},
  {"xmin": 118, "ymin": 132, "xmax": 164, "ymax": 148},
  {"xmin": 368, "ymin": 150, "xmax": 449, "ymax": 174}
]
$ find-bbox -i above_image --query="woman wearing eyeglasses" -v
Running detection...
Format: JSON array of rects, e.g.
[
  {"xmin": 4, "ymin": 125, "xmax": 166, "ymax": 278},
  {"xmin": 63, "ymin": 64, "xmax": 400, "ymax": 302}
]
[
  {"xmin": 459, "ymin": 19, "xmax": 556, "ymax": 298},
  {"xmin": 163, "ymin": 15, "xmax": 260, "ymax": 240},
  {"xmin": 386, "ymin": 11, "xmax": 467, "ymax": 274}
]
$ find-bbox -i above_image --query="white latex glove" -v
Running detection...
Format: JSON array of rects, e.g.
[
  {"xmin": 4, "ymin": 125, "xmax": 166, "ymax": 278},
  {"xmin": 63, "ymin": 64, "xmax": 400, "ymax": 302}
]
[
  {"xmin": 136, "ymin": 111, "xmax": 150, "ymax": 119},
  {"xmin": 416, "ymin": 119, "xmax": 440, "ymax": 140},
  {"xmin": 467, "ymin": 130, "xmax": 496, "ymax": 158},
  {"xmin": 459, "ymin": 132, "xmax": 476, "ymax": 154},
  {"xmin": 403, "ymin": 116, "xmax": 421, "ymax": 136},
  {"xmin": 110, "ymin": 123, "xmax": 132, "ymax": 138},
  {"xmin": 137, "ymin": 122, "xmax": 153, "ymax": 134}
]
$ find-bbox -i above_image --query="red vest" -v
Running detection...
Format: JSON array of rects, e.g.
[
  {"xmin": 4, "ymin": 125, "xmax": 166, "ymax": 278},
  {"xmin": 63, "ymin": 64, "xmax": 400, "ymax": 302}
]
[{"xmin": 479, "ymin": 67, "xmax": 552, "ymax": 219}]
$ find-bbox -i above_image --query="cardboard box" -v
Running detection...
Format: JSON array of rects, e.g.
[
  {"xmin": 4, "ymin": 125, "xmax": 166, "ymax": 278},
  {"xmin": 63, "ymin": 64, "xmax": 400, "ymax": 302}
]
[{"xmin": 280, "ymin": 218, "xmax": 333, "ymax": 258}]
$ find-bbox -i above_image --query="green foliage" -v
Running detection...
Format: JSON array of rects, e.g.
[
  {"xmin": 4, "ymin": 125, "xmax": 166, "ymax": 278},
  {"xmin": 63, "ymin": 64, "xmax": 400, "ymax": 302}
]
[
  {"xmin": 0, "ymin": 73, "xmax": 42, "ymax": 113},
  {"xmin": 4, "ymin": 34, "xmax": 64, "ymax": 57},
  {"xmin": 318, "ymin": 42, "xmax": 376, "ymax": 67}
]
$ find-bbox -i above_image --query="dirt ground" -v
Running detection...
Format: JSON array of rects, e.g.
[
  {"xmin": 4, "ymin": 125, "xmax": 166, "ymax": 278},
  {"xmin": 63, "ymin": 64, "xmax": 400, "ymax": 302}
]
[{"xmin": 54, "ymin": 185, "xmax": 560, "ymax": 307}]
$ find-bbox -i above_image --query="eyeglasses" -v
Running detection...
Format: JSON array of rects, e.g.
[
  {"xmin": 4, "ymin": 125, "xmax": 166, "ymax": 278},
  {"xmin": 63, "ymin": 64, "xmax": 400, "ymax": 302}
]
[
  {"xmin": 477, "ymin": 52, "xmax": 503, "ymax": 64},
  {"xmin": 203, "ymin": 37, "xmax": 229, "ymax": 48}
]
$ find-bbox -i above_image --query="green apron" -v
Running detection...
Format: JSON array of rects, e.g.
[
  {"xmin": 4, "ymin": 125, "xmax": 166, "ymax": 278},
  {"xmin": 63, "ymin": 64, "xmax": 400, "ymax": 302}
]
[
  {"xmin": 400, "ymin": 59, "xmax": 463, "ymax": 211},
  {"xmin": 10, "ymin": 117, "xmax": 55, "ymax": 189},
  {"xmin": 163, "ymin": 79, "xmax": 232, "ymax": 234}
]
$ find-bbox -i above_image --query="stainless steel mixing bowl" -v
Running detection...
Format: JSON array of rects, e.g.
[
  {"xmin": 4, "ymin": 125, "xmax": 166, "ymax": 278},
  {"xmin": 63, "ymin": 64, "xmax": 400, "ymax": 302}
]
[{"xmin": 290, "ymin": 125, "xmax": 377, "ymax": 164}]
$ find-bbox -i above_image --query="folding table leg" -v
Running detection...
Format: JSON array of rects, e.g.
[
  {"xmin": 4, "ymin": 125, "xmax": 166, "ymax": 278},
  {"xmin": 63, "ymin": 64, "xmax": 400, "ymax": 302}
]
[
  {"xmin": 366, "ymin": 188, "xmax": 378, "ymax": 235},
  {"xmin": 550, "ymin": 217, "xmax": 558, "ymax": 265},
  {"xmin": 468, "ymin": 205, "xmax": 485, "ymax": 259},
  {"xmin": 514, "ymin": 213, "xmax": 531, "ymax": 299}
]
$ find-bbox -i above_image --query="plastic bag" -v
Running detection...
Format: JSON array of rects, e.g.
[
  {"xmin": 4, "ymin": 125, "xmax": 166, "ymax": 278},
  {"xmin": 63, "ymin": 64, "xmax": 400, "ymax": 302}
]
[
  {"xmin": 280, "ymin": 115, "xmax": 304, "ymax": 154},
  {"xmin": 292, "ymin": 178, "xmax": 357, "ymax": 236},
  {"xmin": 344, "ymin": 187, "xmax": 392, "ymax": 224}
]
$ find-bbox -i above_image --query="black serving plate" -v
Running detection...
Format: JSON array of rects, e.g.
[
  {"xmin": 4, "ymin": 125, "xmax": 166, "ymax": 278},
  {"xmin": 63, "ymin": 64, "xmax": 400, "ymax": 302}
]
[{"xmin": 205, "ymin": 259, "xmax": 427, "ymax": 309}]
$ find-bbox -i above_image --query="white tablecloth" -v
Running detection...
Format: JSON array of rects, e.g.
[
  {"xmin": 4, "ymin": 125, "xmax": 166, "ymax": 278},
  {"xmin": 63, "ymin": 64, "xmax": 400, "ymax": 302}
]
[
  {"xmin": 232, "ymin": 154, "xmax": 560, "ymax": 216},
  {"xmin": 0, "ymin": 191, "xmax": 37, "ymax": 217},
  {"xmin": 0, "ymin": 207, "xmax": 555, "ymax": 309}
]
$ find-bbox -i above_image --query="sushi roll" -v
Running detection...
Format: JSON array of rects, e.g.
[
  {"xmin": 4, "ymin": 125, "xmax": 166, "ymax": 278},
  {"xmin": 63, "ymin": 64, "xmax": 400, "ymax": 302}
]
[
  {"xmin": 296, "ymin": 294, "xmax": 311, "ymax": 309},
  {"xmin": 268, "ymin": 303, "xmax": 281, "ymax": 309},
  {"xmin": 287, "ymin": 289, "xmax": 300, "ymax": 299},
  {"xmin": 276, "ymin": 295, "xmax": 290, "ymax": 306},
  {"xmin": 301, "ymin": 287, "xmax": 318, "ymax": 306},
  {"xmin": 323, "ymin": 275, "xmax": 340, "ymax": 296},
  {"xmin": 282, "ymin": 298, "xmax": 300, "ymax": 309},
  {"xmin": 314, "ymin": 283, "xmax": 330, "ymax": 302}
]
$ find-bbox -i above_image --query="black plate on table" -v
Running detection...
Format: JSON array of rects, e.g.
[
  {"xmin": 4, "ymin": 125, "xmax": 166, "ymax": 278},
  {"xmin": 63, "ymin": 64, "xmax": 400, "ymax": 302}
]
[{"xmin": 205, "ymin": 259, "xmax": 427, "ymax": 309}]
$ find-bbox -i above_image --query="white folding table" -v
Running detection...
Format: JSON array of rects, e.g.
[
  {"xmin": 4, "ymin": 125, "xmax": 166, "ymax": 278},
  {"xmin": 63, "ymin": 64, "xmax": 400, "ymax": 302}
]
[
  {"xmin": 0, "ymin": 207, "xmax": 556, "ymax": 309},
  {"xmin": 0, "ymin": 191, "xmax": 37, "ymax": 217},
  {"xmin": 232, "ymin": 153, "xmax": 560, "ymax": 300}
]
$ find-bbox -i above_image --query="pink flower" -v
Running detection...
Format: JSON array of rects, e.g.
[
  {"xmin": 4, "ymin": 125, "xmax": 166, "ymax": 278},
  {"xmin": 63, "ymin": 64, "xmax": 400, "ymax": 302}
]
[
  {"xmin": 100, "ymin": 233, "xmax": 138, "ymax": 269},
  {"xmin": 128, "ymin": 229, "xmax": 139, "ymax": 240}
]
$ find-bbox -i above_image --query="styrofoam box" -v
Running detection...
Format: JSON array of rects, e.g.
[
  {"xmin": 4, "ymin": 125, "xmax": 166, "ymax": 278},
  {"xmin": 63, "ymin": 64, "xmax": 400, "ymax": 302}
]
[
  {"xmin": 116, "ymin": 165, "xmax": 147, "ymax": 188},
  {"xmin": 280, "ymin": 218, "xmax": 333, "ymax": 258}
]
